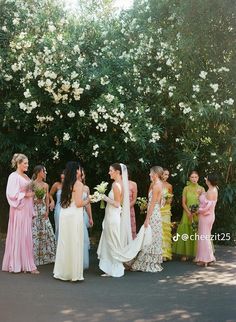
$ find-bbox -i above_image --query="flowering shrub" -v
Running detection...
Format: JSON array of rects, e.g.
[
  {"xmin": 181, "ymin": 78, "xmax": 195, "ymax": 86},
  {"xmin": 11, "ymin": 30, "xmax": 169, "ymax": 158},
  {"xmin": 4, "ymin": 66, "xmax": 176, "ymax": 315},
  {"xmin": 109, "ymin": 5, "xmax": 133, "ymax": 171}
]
[{"xmin": 0, "ymin": 0, "xmax": 235, "ymax": 242}]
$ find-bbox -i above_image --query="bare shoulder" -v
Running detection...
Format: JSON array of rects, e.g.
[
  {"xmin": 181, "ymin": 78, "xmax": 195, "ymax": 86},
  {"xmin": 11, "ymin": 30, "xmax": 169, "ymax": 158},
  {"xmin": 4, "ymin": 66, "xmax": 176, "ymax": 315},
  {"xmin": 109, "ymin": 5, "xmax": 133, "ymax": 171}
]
[
  {"xmin": 43, "ymin": 182, "xmax": 49, "ymax": 189},
  {"xmin": 153, "ymin": 182, "xmax": 161, "ymax": 192},
  {"xmin": 74, "ymin": 180, "xmax": 83, "ymax": 189},
  {"xmin": 52, "ymin": 181, "xmax": 60, "ymax": 188},
  {"xmin": 83, "ymin": 185, "xmax": 90, "ymax": 193},
  {"xmin": 113, "ymin": 182, "xmax": 122, "ymax": 192},
  {"xmin": 206, "ymin": 189, "xmax": 218, "ymax": 201}
]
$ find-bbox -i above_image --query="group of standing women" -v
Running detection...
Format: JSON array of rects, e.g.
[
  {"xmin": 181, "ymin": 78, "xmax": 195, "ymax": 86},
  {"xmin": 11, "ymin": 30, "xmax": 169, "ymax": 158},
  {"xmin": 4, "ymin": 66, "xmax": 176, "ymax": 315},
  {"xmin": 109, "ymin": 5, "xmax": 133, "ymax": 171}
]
[
  {"xmin": 173, "ymin": 170, "xmax": 218, "ymax": 267},
  {"xmin": 2, "ymin": 154, "xmax": 93, "ymax": 275},
  {"xmin": 2, "ymin": 153, "xmax": 218, "ymax": 281}
]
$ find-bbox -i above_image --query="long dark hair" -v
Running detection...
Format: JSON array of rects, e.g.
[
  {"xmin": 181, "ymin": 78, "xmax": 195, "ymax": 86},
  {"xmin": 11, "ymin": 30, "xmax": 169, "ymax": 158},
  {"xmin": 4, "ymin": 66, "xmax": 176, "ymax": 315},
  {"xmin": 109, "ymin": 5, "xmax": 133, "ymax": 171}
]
[
  {"xmin": 111, "ymin": 163, "xmax": 122, "ymax": 174},
  {"xmin": 61, "ymin": 161, "xmax": 81, "ymax": 208},
  {"xmin": 32, "ymin": 165, "xmax": 45, "ymax": 180},
  {"xmin": 206, "ymin": 173, "xmax": 218, "ymax": 186}
]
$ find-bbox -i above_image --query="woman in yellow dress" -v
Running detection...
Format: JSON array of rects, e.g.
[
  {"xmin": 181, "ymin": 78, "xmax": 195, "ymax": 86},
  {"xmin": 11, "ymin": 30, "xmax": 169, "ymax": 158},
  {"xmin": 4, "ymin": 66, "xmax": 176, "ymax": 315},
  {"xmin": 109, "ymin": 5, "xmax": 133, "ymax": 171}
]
[
  {"xmin": 161, "ymin": 169, "xmax": 173, "ymax": 261},
  {"xmin": 172, "ymin": 170, "xmax": 205, "ymax": 261}
]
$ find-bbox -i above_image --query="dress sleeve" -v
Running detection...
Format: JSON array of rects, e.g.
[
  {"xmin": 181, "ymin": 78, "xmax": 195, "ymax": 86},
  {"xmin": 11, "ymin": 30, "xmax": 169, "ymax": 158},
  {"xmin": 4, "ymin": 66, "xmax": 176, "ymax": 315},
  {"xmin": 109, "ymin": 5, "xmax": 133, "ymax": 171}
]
[
  {"xmin": 199, "ymin": 199, "xmax": 214, "ymax": 216},
  {"xmin": 6, "ymin": 173, "xmax": 26, "ymax": 208}
]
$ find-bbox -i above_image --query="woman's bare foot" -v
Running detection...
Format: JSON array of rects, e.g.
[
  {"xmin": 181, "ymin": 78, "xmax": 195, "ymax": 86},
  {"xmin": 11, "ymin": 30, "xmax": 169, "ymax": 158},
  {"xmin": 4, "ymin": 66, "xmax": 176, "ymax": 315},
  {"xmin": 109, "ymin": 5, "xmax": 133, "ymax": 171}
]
[
  {"xmin": 31, "ymin": 269, "xmax": 40, "ymax": 274},
  {"xmin": 181, "ymin": 256, "xmax": 188, "ymax": 261},
  {"xmin": 196, "ymin": 262, "xmax": 207, "ymax": 267}
]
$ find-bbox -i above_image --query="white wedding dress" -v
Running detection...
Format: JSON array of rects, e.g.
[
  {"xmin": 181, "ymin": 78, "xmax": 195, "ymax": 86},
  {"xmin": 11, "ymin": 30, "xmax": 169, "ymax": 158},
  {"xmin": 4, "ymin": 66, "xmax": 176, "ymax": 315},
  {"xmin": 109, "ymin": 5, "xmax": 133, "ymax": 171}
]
[{"xmin": 97, "ymin": 183, "xmax": 152, "ymax": 277}]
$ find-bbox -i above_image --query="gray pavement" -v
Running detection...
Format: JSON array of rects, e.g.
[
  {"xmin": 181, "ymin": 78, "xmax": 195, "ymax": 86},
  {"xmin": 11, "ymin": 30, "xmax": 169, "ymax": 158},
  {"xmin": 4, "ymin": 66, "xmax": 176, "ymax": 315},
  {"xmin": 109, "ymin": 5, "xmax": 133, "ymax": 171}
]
[{"xmin": 0, "ymin": 242, "xmax": 235, "ymax": 322}]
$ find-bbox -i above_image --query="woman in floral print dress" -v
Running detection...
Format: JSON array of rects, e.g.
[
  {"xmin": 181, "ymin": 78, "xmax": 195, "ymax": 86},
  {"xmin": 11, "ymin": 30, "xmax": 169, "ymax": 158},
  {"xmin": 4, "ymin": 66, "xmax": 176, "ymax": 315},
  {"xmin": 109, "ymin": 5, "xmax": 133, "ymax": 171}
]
[{"xmin": 32, "ymin": 165, "xmax": 56, "ymax": 266}]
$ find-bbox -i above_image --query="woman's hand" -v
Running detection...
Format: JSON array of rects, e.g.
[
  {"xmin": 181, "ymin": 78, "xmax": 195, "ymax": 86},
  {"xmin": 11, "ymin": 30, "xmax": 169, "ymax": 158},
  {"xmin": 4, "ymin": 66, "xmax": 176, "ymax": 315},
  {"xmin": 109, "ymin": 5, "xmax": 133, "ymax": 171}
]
[
  {"xmin": 44, "ymin": 212, "xmax": 49, "ymax": 220},
  {"xmin": 144, "ymin": 218, "xmax": 150, "ymax": 228},
  {"xmin": 89, "ymin": 218, "xmax": 94, "ymax": 227},
  {"xmin": 25, "ymin": 191, "xmax": 35, "ymax": 198},
  {"xmin": 49, "ymin": 200, "xmax": 55, "ymax": 211},
  {"xmin": 101, "ymin": 194, "xmax": 109, "ymax": 202},
  {"xmin": 187, "ymin": 212, "xmax": 193, "ymax": 222}
]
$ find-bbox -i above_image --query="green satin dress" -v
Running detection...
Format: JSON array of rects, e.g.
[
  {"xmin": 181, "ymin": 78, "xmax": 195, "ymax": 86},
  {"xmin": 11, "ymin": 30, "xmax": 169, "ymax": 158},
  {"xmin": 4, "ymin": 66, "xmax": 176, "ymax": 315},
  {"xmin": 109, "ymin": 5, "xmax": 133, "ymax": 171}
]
[{"xmin": 172, "ymin": 182, "xmax": 204, "ymax": 257}]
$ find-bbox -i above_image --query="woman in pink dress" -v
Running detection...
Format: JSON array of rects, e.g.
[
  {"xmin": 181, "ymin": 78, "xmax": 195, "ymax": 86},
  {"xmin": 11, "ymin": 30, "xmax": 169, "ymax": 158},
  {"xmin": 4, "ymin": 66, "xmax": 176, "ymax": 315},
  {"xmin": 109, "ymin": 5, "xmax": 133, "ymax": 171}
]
[
  {"xmin": 2, "ymin": 154, "xmax": 39, "ymax": 274},
  {"xmin": 195, "ymin": 173, "xmax": 218, "ymax": 267},
  {"xmin": 129, "ymin": 180, "xmax": 137, "ymax": 239}
]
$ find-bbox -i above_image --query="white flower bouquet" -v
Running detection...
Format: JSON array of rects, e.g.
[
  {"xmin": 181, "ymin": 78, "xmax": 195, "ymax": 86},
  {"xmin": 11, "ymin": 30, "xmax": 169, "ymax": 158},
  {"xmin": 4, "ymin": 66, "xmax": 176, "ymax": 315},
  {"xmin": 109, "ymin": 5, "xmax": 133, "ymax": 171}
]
[
  {"xmin": 136, "ymin": 197, "xmax": 148, "ymax": 214},
  {"xmin": 90, "ymin": 181, "xmax": 109, "ymax": 209}
]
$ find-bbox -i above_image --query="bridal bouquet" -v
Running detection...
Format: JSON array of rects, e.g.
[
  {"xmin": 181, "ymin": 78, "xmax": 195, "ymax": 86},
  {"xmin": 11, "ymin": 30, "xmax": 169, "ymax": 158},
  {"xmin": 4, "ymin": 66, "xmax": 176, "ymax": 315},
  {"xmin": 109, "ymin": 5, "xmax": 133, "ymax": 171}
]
[
  {"xmin": 90, "ymin": 181, "xmax": 109, "ymax": 209},
  {"xmin": 136, "ymin": 197, "xmax": 148, "ymax": 214}
]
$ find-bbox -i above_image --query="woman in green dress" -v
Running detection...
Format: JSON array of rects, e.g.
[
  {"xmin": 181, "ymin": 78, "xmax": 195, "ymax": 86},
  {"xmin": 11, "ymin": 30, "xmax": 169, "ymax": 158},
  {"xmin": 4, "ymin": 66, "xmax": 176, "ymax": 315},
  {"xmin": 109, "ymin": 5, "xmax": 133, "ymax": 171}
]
[{"xmin": 173, "ymin": 170, "xmax": 204, "ymax": 261}]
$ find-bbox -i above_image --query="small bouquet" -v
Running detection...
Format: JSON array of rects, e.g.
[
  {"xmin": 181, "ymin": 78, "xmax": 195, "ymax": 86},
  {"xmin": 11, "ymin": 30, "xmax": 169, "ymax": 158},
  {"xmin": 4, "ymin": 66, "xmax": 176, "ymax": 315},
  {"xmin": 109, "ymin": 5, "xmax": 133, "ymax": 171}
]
[
  {"xmin": 191, "ymin": 220, "xmax": 198, "ymax": 232},
  {"xmin": 91, "ymin": 181, "xmax": 109, "ymax": 209},
  {"xmin": 189, "ymin": 204, "xmax": 199, "ymax": 232},
  {"xmin": 189, "ymin": 204, "xmax": 199, "ymax": 215},
  {"xmin": 161, "ymin": 191, "xmax": 174, "ymax": 207},
  {"xmin": 165, "ymin": 192, "xmax": 173, "ymax": 204},
  {"xmin": 34, "ymin": 187, "xmax": 46, "ymax": 200},
  {"xmin": 136, "ymin": 197, "xmax": 148, "ymax": 214}
]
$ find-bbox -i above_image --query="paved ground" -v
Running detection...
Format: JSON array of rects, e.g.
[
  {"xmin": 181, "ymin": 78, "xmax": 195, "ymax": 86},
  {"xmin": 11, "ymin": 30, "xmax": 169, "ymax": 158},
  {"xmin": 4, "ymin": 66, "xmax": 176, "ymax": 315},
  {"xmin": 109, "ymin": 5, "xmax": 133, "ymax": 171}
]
[{"xmin": 0, "ymin": 241, "xmax": 235, "ymax": 322}]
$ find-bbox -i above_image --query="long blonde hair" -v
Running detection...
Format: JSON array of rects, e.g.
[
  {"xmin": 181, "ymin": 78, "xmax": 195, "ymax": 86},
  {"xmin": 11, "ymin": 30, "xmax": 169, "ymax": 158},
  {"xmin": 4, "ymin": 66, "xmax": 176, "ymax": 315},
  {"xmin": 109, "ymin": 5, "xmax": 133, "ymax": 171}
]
[{"xmin": 11, "ymin": 153, "xmax": 28, "ymax": 169}]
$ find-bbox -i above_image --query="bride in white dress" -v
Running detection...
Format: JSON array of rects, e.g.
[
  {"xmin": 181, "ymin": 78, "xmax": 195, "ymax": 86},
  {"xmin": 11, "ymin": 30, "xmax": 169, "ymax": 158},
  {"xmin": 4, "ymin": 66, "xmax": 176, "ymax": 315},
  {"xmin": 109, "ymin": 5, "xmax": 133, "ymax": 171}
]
[
  {"xmin": 53, "ymin": 161, "xmax": 90, "ymax": 282},
  {"xmin": 97, "ymin": 163, "xmax": 152, "ymax": 277}
]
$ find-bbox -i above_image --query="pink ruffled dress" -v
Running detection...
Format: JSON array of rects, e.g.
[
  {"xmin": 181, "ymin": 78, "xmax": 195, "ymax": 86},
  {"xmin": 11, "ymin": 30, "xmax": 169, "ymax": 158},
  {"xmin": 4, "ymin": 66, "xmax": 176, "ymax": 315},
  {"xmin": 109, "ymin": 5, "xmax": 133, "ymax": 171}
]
[
  {"xmin": 2, "ymin": 172, "xmax": 37, "ymax": 273},
  {"xmin": 195, "ymin": 193, "xmax": 217, "ymax": 264}
]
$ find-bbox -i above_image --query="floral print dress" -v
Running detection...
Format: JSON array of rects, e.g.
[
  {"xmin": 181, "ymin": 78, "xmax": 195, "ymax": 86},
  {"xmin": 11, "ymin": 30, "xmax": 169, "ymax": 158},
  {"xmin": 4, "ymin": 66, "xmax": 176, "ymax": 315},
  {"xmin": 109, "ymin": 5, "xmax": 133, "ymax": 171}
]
[{"xmin": 32, "ymin": 194, "xmax": 56, "ymax": 266}]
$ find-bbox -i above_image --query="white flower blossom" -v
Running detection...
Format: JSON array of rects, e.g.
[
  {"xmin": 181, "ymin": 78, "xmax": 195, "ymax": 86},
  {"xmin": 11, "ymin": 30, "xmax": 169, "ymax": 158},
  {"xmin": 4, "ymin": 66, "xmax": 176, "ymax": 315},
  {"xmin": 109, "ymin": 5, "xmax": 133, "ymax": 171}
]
[
  {"xmin": 193, "ymin": 84, "xmax": 200, "ymax": 92},
  {"xmin": 52, "ymin": 151, "xmax": 59, "ymax": 160},
  {"xmin": 93, "ymin": 144, "xmax": 99, "ymax": 150},
  {"xmin": 210, "ymin": 83, "xmax": 219, "ymax": 93},
  {"xmin": 104, "ymin": 94, "xmax": 115, "ymax": 103},
  {"xmin": 24, "ymin": 89, "xmax": 31, "ymax": 98},
  {"xmin": 183, "ymin": 107, "xmax": 192, "ymax": 114},
  {"xmin": 67, "ymin": 111, "xmax": 75, "ymax": 118},
  {"xmin": 199, "ymin": 71, "xmax": 207, "ymax": 79},
  {"xmin": 48, "ymin": 24, "xmax": 56, "ymax": 32},
  {"xmin": 224, "ymin": 98, "xmax": 234, "ymax": 105},
  {"xmin": 100, "ymin": 76, "xmax": 109, "ymax": 85},
  {"xmin": 79, "ymin": 110, "xmax": 85, "ymax": 117},
  {"xmin": 63, "ymin": 132, "xmax": 70, "ymax": 141},
  {"xmin": 73, "ymin": 45, "xmax": 80, "ymax": 54}
]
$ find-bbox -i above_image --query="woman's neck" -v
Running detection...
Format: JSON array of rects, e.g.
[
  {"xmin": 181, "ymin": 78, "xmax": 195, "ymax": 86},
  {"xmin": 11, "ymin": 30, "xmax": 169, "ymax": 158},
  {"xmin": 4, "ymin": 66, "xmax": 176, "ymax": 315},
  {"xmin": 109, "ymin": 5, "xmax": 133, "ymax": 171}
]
[
  {"xmin": 16, "ymin": 169, "xmax": 24, "ymax": 175},
  {"xmin": 189, "ymin": 181, "xmax": 198, "ymax": 186},
  {"xmin": 35, "ymin": 178, "xmax": 43, "ymax": 183}
]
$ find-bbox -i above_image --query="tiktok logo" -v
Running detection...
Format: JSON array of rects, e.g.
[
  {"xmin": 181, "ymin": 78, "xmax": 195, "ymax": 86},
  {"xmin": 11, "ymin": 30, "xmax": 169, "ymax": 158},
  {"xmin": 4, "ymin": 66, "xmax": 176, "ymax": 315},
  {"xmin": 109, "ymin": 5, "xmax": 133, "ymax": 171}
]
[{"xmin": 173, "ymin": 233, "xmax": 180, "ymax": 242}]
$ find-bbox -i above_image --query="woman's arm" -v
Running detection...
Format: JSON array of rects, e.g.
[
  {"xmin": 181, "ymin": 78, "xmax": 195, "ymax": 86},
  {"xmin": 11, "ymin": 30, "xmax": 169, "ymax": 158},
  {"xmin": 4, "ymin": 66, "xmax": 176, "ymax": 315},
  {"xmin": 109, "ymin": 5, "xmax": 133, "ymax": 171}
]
[
  {"xmin": 103, "ymin": 183, "xmax": 121, "ymax": 208},
  {"xmin": 144, "ymin": 184, "xmax": 160, "ymax": 227},
  {"xmin": 84, "ymin": 186, "xmax": 93, "ymax": 226},
  {"xmin": 74, "ymin": 181, "xmax": 89, "ymax": 208},
  {"xmin": 182, "ymin": 187, "xmax": 192, "ymax": 221},
  {"xmin": 49, "ymin": 182, "xmax": 59, "ymax": 210},
  {"xmin": 44, "ymin": 184, "xmax": 49, "ymax": 219},
  {"xmin": 130, "ymin": 182, "xmax": 138, "ymax": 207}
]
